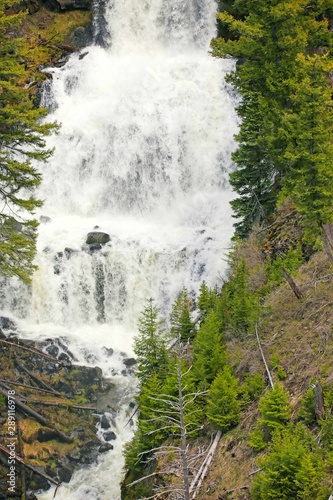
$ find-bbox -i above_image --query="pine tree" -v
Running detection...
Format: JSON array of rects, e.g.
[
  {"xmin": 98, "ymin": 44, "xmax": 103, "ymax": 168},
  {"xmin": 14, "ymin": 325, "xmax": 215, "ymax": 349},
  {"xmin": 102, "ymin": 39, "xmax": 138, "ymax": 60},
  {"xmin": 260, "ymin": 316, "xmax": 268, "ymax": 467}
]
[
  {"xmin": 170, "ymin": 287, "xmax": 196, "ymax": 342},
  {"xmin": 251, "ymin": 424, "xmax": 329, "ymax": 500},
  {"xmin": 197, "ymin": 281, "xmax": 217, "ymax": 320},
  {"xmin": 0, "ymin": 0, "xmax": 55, "ymax": 282},
  {"xmin": 249, "ymin": 383, "xmax": 291, "ymax": 449},
  {"xmin": 206, "ymin": 366, "xmax": 241, "ymax": 431},
  {"xmin": 133, "ymin": 298, "xmax": 169, "ymax": 382},
  {"xmin": 192, "ymin": 310, "xmax": 226, "ymax": 389},
  {"xmin": 211, "ymin": 0, "xmax": 333, "ymax": 238}
]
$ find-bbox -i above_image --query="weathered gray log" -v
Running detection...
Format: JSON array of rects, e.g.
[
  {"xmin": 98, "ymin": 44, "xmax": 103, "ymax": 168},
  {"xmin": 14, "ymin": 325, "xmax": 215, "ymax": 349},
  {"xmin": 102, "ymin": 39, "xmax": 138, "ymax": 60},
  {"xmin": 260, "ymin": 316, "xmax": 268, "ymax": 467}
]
[
  {"xmin": 16, "ymin": 361, "xmax": 63, "ymax": 397},
  {"xmin": 29, "ymin": 399, "xmax": 96, "ymax": 411},
  {"xmin": 0, "ymin": 387, "xmax": 72, "ymax": 443},
  {"xmin": 190, "ymin": 430, "xmax": 222, "ymax": 499},
  {"xmin": 0, "ymin": 443, "xmax": 59, "ymax": 486},
  {"xmin": 0, "ymin": 378, "xmax": 67, "ymax": 399},
  {"xmin": 255, "ymin": 324, "xmax": 274, "ymax": 389},
  {"xmin": 313, "ymin": 380, "xmax": 325, "ymax": 421},
  {"xmin": 281, "ymin": 267, "xmax": 303, "ymax": 300},
  {"xmin": 321, "ymin": 225, "xmax": 333, "ymax": 266},
  {"xmin": 0, "ymin": 380, "xmax": 26, "ymax": 401},
  {"xmin": 0, "ymin": 338, "xmax": 60, "ymax": 363}
]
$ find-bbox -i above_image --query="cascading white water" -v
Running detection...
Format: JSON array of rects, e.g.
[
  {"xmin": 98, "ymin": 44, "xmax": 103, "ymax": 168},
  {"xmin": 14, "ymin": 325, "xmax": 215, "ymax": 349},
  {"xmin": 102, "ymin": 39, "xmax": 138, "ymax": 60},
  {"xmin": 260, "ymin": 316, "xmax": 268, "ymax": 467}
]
[{"xmin": 1, "ymin": 0, "xmax": 238, "ymax": 497}]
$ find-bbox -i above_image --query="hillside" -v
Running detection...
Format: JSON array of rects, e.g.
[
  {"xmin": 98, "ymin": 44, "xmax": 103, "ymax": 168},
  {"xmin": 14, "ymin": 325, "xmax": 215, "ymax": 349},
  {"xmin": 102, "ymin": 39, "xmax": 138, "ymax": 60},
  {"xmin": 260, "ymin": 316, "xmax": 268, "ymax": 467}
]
[{"xmin": 195, "ymin": 237, "xmax": 333, "ymax": 499}]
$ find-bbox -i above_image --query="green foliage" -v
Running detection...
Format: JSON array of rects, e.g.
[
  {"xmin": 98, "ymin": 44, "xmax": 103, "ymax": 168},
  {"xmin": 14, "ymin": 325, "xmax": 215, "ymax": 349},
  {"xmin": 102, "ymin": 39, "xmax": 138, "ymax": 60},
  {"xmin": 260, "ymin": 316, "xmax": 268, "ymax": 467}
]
[
  {"xmin": 206, "ymin": 366, "xmax": 241, "ymax": 431},
  {"xmin": 133, "ymin": 298, "xmax": 169, "ymax": 383},
  {"xmin": 0, "ymin": 0, "xmax": 56, "ymax": 282},
  {"xmin": 170, "ymin": 287, "xmax": 196, "ymax": 342},
  {"xmin": 249, "ymin": 383, "xmax": 291, "ymax": 449},
  {"xmin": 197, "ymin": 281, "xmax": 217, "ymax": 320},
  {"xmin": 212, "ymin": 0, "xmax": 333, "ymax": 238},
  {"xmin": 320, "ymin": 413, "xmax": 333, "ymax": 451},
  {"xmin": 217, "ymin": 259, "xmax": 259, "ymax": 334},
  {"xmin": 192, "ymin": 310, "xmax": 226, "ymax": 389},
  {"xmin": 251, "ymin": 424, "xmax": 330, "ymax": 500},
  {"xmin": 298, "ymin": 387, "xmax": 317, "ymax": 425},
  {"xmin": 265, "ymin": 244, "xmax": 304, "ymax": 288},
  {"xmin": 241, "ymin": 372, "xmax": 265, "ymax": 403}
]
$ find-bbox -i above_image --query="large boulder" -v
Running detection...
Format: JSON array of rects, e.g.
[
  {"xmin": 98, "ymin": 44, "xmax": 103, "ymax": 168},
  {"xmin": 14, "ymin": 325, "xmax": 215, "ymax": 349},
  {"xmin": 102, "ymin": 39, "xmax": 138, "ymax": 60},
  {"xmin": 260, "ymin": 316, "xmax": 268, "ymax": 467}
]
[{"xmin": 86, "ymin": 232, "xmax": 110, "ymax": 245}]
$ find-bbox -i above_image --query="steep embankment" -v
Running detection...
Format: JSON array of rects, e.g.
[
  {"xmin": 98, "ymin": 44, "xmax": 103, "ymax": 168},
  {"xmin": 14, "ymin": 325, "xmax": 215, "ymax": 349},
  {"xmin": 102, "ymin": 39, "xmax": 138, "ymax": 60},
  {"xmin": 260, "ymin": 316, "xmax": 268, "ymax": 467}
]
[{"xmin": 195, "ymin": 234, "xmax": 333, "ymax": 499}]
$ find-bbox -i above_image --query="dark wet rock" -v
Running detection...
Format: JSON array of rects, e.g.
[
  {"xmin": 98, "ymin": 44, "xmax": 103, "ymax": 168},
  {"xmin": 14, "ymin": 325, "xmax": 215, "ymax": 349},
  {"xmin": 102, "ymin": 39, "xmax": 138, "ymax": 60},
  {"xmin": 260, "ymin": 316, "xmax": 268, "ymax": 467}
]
[
  {"xmin": 123, "ymin": 357, "xmax": 137, "ymax": 368},
  {"xmin": 102, "ymin": 346, "xmax": 114, "ymax": 357},
  {"xmin": 45, "ymin": 344, "xmax": 59, "ymax": 357},
  {"xmin": 78, "ymin": 51, "xmax": 89, "ymax": 60},
  {"xmin": 40, "ymin": 215, "xmax": 52, "ymax": 224},
  {"xmin": 57, "ymin": 466, "xmax": 73, "ymax": 483},
  {"xmin": 88, "ymin": 243, "xmax": 102, "ymax": 253},
  {"xmin": 103, "ymin": 431, "xmax": 116, "ymax": 441},
  {"xmin": 0, "ymin": 317, "xmax": 16, "ymax": 331},
  {"xmin": 86, "ymin": 231, "xmax": 110, "ymax": 245},
  {"xmin": 70, "ymin": 427, "xmax": 85, "ymax": 440},
  {"xmin": 57, "ymin": 0, "xmax": 92, "ymax": 10},
  {"xmin": 44, "ymin": 362, "xmax": 59, "ymax": 374},
  {"xmin": 30, "ymin": 467, "xmax": 50, "ymax": 491},
  {"xmin": 58, "ymin": 352, "xmax": 71, "ymax": 363},
  {"xmin": 129, "ymin": 401, "xmax": 136, "ymax": 409},
  {"xmin": 100, "ymin": 414, "xmax": 111, "ymax": 429},
  {"xmin": 99, "ymin": 443, "xmax": 113, "ymax": 453},
  {"xmin": 64, "ymin": 247, "xmax": 78, "ymax": 259},
  {"xmin": 37, "ymin": 429, "xmax": 59, "ymax": 442},
  {"xmin": 75, "ymin": 366, "xmax": 103, "ymax": 388},
  {"xmin": 79, "ymin": 440, "xmax": 99, "ymax": 464}
]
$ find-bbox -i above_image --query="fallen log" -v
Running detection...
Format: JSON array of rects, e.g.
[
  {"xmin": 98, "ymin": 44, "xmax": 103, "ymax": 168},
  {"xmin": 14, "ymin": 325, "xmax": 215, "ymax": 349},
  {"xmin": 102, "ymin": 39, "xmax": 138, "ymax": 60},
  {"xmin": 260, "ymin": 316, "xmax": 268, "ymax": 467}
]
[
  {"xmin": 28, "ymin": 399, "xmax": 96, "ymax": 411},
  {"xmin": 0, "ymin": 338, "xmax": 60, "ymax": 363},
  {"xmin": 0, "ymin": 387, "xmax": 72, "ymax": 443},
  {"xmin": 281, "ymin": 267, "xmax": 303, "ymax": 300},
  {"xmin": 189, "ymin": 431, "xmax": 222, "ymax": 499},
  {"xmin": 15, "ymin": 361, "xmax": 63, "ymax": 397},
  {"xmin": 0, "ymin": 380, "xmax": 26, "ymax": 401},
  {"xmin": 255, "ymin": 324, "xmax": 274, "ymax": 389},
  {"xmin": 0, "ymin": 378, "xmax": 67, "ymax": 399},
  {"xmin": 0, "ymin": 443, "xmax": 59, "ymax": 487}
]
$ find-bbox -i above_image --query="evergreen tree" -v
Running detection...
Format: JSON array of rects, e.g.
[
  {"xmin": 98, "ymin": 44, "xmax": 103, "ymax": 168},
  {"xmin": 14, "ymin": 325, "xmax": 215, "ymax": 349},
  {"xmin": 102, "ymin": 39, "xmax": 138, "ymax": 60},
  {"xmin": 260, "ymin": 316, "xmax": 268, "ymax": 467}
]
[
  {"xmin": 197, "ymin": 281, "xmax": 217, "ymax": 320},
  {"xmin": 133, "ymin": 298, "xmax": 168, "ymax": 382},
  {"xmin": 249, "ymin": 383, "xmax": 291, "ymax": 449},
  {"xmin": 170, "ymin": 287, "xmax": 196, "ymax": 342},
  {"xmin": 229, "ymin": 92, "xmax": 277, "ymax": 237},
  {"xmin": 251, "ymin": 424, "xmax": 329, "ymax": 500},
  {"xmin": 212, "ymin": 0, "xmax": 333, "ymax": 238},
  {"xmin": 0, "ymin": 0, "xmax": 55, "ymax": 281},
  {"xmin": 206, "ymin": 366, "xmax": 241, "ymax": 431},
  {"xmin": 192, "ymin": 309, "xmax": 226, "ymax": 389}
]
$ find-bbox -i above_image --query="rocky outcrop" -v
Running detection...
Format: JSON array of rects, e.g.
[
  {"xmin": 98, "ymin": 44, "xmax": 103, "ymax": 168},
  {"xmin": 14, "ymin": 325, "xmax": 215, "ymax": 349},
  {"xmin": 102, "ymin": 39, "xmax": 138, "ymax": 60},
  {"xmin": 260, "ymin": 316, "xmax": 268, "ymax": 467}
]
[{"xmin": 0, "ymin": 334, "xmax": 117, "ymax": 498}]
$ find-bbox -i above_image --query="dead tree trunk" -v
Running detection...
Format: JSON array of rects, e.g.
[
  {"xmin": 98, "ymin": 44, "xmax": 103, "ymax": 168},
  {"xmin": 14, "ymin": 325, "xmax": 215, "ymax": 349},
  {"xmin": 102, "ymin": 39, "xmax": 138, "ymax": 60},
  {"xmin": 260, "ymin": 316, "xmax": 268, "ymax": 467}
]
[
  {"xmin": 313, "ymin": 380, "xmax": 325, "ymax": 421},
  {"xmin": 190, "ymin": 430, "xmax": 221, "ymax": 499},
  {"xmin": 16, "ymin": 361, "xmax": 63, "ymax": 397},
  {"xmin": 255, "ymin": 324, "xmax": 274, "ymax": 389},
  {"xmin": 321, "ymin": 225, "xmax": 333, "ymax": 266},
  {"xmin": 281, "ymin": 267, "xmax": 303, "ymax": 300},
  {"xmin": 177, "ymin": 355, "xmax": 190, "ymax": 500}
]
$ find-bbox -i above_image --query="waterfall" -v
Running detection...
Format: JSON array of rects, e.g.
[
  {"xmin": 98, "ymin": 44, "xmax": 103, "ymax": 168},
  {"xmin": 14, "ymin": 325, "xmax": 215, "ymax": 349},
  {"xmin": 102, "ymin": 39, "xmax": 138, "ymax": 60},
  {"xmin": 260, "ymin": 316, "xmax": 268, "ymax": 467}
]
[{"xmin": 1, "ymin": 0, "xmax": 238, "ymax": 497}]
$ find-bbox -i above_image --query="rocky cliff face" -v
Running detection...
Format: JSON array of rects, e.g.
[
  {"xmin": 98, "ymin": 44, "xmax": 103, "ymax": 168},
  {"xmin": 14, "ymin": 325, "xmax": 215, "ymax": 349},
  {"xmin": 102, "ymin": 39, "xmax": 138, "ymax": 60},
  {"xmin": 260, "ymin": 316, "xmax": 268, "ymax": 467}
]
[{"xmin": 0, "ymin": 324, "xmax": 130, "ymax": 499}]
